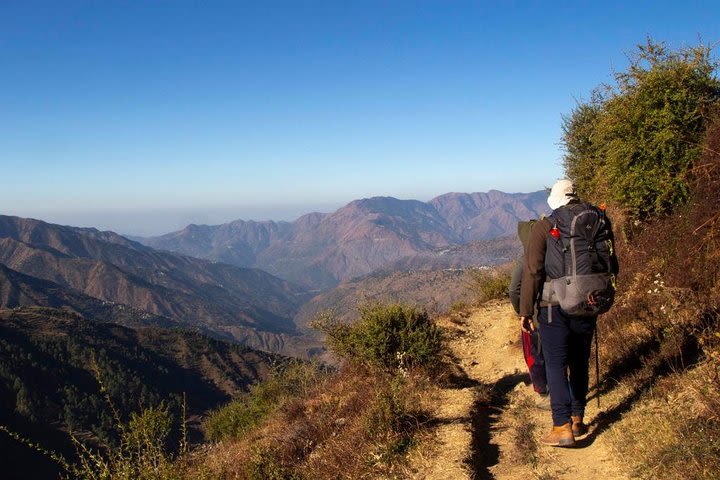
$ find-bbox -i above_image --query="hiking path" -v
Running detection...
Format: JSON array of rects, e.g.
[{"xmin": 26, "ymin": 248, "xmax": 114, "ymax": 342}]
[{"xmin": 412, "ymin": 300, "xmax": 629, "ymax": 480}]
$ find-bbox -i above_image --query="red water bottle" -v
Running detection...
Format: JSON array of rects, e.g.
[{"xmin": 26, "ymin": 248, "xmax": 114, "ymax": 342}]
[{"xmin": 549, "ymin": 224, "xmax": 560, "ymax": 239}]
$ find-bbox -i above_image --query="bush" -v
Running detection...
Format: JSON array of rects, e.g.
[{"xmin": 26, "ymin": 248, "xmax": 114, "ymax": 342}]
[
  {"xmin": 0, "ymin": 353, "xmax": 189, "ymax": 480},
  {"xmin": 365, "ymin": 375, "xmax": 408, "ymax": 436},
  {"xmin": 562, "ymin": 39, "xmax": 720, "ymax": 221},
  {"xmin": 203, "ymin": 361, "xmax": 324, "ymax": 443},
  {"xmin": 312, "ymin": 304, "xmax": 443, "ymax": 371},
  {"xmin": 37, "ymin": 399, "xmax": 186, "ymax": 480},
  {"xmin": 246, "ymin": 445, "xmax": 302, "ymax": 480}
]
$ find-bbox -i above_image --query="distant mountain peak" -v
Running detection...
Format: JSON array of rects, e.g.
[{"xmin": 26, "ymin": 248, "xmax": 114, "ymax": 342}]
[{"xmin": 142, "ymin": 190, "xmax": 549, "ymax": 289}]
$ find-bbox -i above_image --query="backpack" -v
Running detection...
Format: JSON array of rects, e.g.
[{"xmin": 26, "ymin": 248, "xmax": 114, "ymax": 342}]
[
  {"xmin": 517, "ymin": 219, "xmax": 537, "ymax": 251},
  {"xmin": 509, "ymin": 219, "xmax": 539, "ymax": 315},
  {"xmin": 541, "ymin": 202, "xmax": 618, "ymax": 316}
]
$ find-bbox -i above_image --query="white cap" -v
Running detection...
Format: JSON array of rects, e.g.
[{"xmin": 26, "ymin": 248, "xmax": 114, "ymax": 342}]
[{"xmin": 547, "ymin": 179, "xmax": 577, "ymax": 210}]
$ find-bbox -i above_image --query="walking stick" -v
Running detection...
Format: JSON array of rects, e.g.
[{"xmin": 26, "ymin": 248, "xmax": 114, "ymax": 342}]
[{"xmin": 595, "ymin": 326, "xmax": 601, "ymax": 408}]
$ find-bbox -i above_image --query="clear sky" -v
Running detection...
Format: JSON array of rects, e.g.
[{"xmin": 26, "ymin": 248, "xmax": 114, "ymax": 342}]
[{"xmin": 1, "ymin": 1, "xmax": 718, "ymax": 235}]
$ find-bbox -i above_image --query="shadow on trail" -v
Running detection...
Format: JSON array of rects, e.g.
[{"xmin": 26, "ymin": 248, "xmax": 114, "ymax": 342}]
[
  {"xmin": 578, "ymin": 329, "xmax": 705, "ymax": 448},
  {"xmin": 466, "ymin": 371, "xmax": 529, "ymax": 479},
  {"xmin": 438, "ymin": 350, "xmax": 483, "ymax": 389}
]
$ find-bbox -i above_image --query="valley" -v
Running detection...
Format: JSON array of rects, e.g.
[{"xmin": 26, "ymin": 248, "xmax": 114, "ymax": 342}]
[{"xmin": 0, "ymin": 307, "xmax": 283, "ymax": 478}]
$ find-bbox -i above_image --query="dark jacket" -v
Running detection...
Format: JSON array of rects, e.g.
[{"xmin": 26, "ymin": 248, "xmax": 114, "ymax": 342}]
[
  {"xmin": 519, "ymin": 217, "xmax": 551, "ymax": 317},
  {"xmin": 509, "ymin": 257, "xmax": 523, "ymax": 315}
]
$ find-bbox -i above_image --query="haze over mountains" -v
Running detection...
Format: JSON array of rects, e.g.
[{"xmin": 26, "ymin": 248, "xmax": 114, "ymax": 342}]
[{"xmin": 144, "ymin": 190, "xmax": 548, "ymax": 289}]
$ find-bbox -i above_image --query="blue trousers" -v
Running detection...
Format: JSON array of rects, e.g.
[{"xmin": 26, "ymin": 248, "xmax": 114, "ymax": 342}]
[{"xmin": 538, "ymin": 305, "xmax": 596, "ymax": 426}]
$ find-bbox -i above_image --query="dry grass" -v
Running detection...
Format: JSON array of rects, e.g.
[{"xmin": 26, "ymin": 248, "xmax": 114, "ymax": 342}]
[
  {"xmin": 183, "ymin": 364, "xmax": 434, "ymax": 479},
  {"xmin": 179, "ymin": 303, "xmax": 453, "ymax": 479},
  {"xmin": 606, "ymin": 360, "xmax": 720, "ymax": 479},
  {"xmin": 507, "ymin": 394, "xmax": 539, "ymax": 469}
]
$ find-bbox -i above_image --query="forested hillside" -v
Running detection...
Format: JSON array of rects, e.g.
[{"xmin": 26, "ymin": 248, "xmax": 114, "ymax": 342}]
[{"xmin": 0, "ymin": 307, "xmax": 281, "ymax": 479}]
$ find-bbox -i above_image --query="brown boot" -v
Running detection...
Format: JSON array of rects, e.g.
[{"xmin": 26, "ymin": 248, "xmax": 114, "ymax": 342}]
[
  {"xmin": 540, "ymin": 422, "xmax": 576, "ymax": 447},
  {"xmin": 571, "ymin": 415, "xmax": 588, "ymax": 437}
]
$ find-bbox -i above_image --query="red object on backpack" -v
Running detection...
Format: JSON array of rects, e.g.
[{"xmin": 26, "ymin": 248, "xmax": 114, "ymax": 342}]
[{"xmin": 549, "ymin": 225, "xmax": 561, "ymax": 239}]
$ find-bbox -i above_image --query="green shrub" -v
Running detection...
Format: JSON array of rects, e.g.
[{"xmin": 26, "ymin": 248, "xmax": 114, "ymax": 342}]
[
  {"xmin": 246, "ymin": 446, "xmax": 302, "ymax": 480},
  {"xmin": 0, "ymin": 354, "xmax": 188, "ymax": 480},
  {"xmin": 65, "ymin": 401, "xmax": 183, "ymax": 480},
  {"xmin": 203, "ymin": 361, "xmax": 323, "ymax": 442},
  {"xmin": 365, "ymin": 375, "xmax": 408, "ymax": 436},
  {"xmin": 465, "ymin": 268, "xmax": 511, "ymax": 304},
  {"xmin": 562, "ymin": 39, "xmax": 720, "ymax": 221},
  {"xmin": 312, "ymin": 304, "xmax": 443, "ymax": 371}
]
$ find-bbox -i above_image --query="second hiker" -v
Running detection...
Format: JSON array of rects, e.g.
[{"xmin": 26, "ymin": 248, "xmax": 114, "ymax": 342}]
[{"xmin": 509, "ymin": 220, "xmax": 549, "ymax": 409}]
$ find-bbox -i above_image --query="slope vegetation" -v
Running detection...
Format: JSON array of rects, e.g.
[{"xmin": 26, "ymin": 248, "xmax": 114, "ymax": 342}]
[{"xmin": 0, "ymin": 307, "xmax": 281, "ymax": 479}]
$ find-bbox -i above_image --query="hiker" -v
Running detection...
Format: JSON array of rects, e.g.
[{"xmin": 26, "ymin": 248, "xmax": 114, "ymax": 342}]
[
  {"xmin": 519, "ymin": 179, "xmax": 618, "ymax": 447},
  {"xmin": 509, "ymin": 221, "xmax": 549, "ymax": 409}
]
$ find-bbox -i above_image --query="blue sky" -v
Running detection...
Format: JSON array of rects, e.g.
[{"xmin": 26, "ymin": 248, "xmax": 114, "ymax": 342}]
[{"xmin": 1, "ymin": 1, "xmax": 718, "ymax": 235}]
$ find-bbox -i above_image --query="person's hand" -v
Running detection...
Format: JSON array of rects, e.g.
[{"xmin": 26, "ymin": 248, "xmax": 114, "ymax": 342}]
[{"xmin": 520, "ymin": 316, "xmax": 534, "ymax": 333}]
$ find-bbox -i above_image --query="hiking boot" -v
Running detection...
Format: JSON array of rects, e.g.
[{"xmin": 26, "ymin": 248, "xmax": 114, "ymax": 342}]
[
  {"xmin": 571, "ymin": 415, "xmax": 588, "ymax": 437},
  {"xmin": 535, "ymin": 393, "xmax": 551, "ymax": 411},
  {"xmin": 540, "ymin": 423, "xmax": 576, "ymax": 447}
]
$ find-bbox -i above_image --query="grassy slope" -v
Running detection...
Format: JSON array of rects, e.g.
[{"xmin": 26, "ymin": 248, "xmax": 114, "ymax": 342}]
[{"xmin": 594, "ymin": 123, "xmax": 720, "ymax": 479}]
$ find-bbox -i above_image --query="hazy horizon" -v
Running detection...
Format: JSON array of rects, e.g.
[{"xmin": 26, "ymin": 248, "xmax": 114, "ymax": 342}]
[
  {"xmin": 3, "ymin": 187, "xmax": 545, "ymax": 236},
  {"xmin": 5, "ymin": 202, "xmax": 342, "ymax": 237}
]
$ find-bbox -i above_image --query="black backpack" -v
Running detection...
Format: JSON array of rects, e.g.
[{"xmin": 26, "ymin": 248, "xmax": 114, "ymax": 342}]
[{"xmin": 542, "ymin": 202, "xmax": 619, "ymax": 316}]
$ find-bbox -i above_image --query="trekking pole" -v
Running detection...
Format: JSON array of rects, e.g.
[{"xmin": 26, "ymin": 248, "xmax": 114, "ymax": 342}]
[{"xmin": 595, "ymin": 327, "xmax": 600, "ymax": 409}]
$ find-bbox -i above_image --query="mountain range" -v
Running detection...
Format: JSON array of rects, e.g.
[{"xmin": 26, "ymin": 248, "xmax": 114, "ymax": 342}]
[
  {"xmin": 0, "ymin": 215, "xmax": 315, "ymax": 356},
  {"xmin": 0, "ymin": 189, "xmax": 546, "ymax": 477},
  {"xmin": 0, "ymin": 190, "xmax": 546, "ymax": 358},
  {"xmin": 143, "ymin": 190, "xmax": 547, "ymax": 289}
]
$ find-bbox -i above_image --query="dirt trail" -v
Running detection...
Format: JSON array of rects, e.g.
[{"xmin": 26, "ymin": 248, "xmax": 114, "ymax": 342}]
[{"xmin": 414, "ymin": 301, "xmax": 629, "ymax": 480}]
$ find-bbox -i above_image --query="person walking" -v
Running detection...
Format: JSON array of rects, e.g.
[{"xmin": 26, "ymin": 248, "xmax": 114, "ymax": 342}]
[
  {"xmin": 518, "ymin": 179, "xmax": 618, "ymax": 447},
  {"xmin": 509, "ymin": 221, "xmax": 549, "ymax": 409}
]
